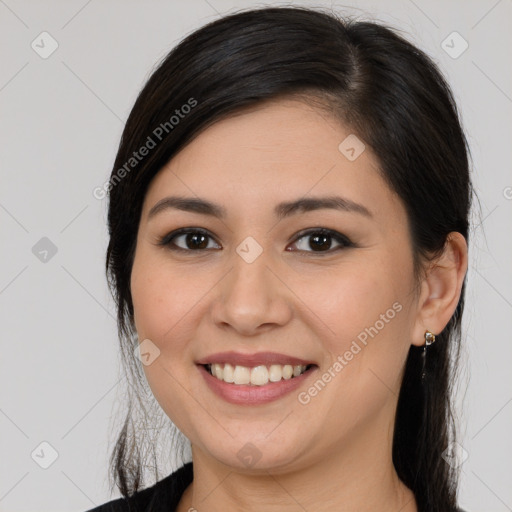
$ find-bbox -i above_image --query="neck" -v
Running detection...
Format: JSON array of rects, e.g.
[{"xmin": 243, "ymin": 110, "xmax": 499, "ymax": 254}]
[{"xmin": 177, "ymin": 417, "xmax": 417, "ymax": 512}]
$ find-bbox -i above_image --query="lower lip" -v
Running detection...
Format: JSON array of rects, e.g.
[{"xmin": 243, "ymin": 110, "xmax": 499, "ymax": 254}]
[{"xmin": 197, "ymin": 364, "xmax": 317, "ymax": 405}]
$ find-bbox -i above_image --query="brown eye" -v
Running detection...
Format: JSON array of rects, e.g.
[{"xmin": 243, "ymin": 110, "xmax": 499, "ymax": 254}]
[
  {"xmin": 289, "ymin": 228, "xmax": 353, "ymax": 253},
  {"xmin": 159, "ymin": 228, "xmax": 221, "ymax": 252},
  {"xmin": 159, "ymin": 227, "xmax": 353, "ymax": 255}
]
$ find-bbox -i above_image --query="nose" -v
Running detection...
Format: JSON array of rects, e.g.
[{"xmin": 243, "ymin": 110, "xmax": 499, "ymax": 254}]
[{"xmin": 210, "ymin": 247, "xmax": 293, "ymax": 336}]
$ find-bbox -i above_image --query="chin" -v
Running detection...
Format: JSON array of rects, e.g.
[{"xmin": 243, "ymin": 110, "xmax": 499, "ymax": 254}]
[{"xmin": 198, "ymin": 432, "xmax": 308, "ymax": 473}]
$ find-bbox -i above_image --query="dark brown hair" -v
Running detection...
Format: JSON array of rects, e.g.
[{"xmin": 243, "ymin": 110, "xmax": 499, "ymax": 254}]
[{"xmin": 105, "ymin": 6, "xmax": 472, "ymax": 511}]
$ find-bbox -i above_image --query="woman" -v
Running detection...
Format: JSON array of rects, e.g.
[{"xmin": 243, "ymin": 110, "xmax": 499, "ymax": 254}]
[{"xmin": 89, "ymin": 6, "xmax": 471, "ymax": 512}]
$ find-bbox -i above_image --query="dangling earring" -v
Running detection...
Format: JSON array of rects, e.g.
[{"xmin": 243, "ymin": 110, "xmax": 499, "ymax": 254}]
[{"xmin": 421, "ymin": 331, "xmax": 436, "ymax": 380}]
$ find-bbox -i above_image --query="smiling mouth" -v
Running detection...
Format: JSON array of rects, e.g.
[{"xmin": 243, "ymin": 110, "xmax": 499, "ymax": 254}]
[{"xmin": 203, "ymin": 363, "xmax": 316, "ymax": 386}]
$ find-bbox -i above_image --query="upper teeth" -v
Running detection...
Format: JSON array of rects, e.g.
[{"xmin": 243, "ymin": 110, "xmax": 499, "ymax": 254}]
[{"xmin": 208, "ymin": 363, "xmax": 309, "ymax": 386}]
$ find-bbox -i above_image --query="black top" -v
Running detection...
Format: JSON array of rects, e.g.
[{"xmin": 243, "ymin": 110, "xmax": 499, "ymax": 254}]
[
  {"xmin": 87, "ymin": 462, "xmax": 466, "ymax": 512},
  {"xmin": 86, "ymin": 462, "xmax": 193, "ymax": 512}
]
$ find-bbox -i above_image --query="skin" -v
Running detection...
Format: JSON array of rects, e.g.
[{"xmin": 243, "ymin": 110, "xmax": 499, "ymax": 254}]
[{"xmin": 130, "ymin": 98, "xmax": 468, "ymax": 512}]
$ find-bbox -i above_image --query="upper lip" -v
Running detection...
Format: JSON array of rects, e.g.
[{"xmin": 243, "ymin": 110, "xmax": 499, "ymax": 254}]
[{"xmin": 196, "ymin": 351, "xmax": 316, "ymax": 367}]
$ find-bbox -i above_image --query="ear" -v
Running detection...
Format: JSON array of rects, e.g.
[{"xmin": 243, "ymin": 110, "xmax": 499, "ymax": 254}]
[{"xmin": 411, "ymin": 232, "xmax": 468, "ymax": 347}]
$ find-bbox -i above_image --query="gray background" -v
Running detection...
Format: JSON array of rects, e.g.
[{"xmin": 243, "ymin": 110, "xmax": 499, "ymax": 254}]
[{"xmin": 1, "ymin": 1, "xmax": 511, "ymax": 511}]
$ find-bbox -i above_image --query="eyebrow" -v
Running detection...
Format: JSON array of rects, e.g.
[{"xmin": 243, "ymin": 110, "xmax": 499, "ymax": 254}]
[{"xmin": 147, "ymin": 195, "xmax": 372, "ymax": 220}]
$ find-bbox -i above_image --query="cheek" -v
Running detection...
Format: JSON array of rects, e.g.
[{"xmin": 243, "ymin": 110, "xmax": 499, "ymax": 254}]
[
  {"xmin": 131, "ymin": 250, "xmax": 198, "ymax": 344},
  {"xmin": 302, "ymin": 259, "xmax": 409, "ymax": 344},
  {"xmin": 130, "ymin": 253, "xmax": 202, "ymax": 432},
  {"xmin": 300, "ymin": 256, "xmax": 414, "ymax": 401}
]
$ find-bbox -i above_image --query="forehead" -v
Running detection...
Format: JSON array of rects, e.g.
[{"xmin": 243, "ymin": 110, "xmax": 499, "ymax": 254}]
[
  {"xmin": 176, "ymin": 98, "xmax": 356, "ymax": 177},
  {"xmin": 143, "ymin": 98, "xmax": 403, "ymax": 224}
]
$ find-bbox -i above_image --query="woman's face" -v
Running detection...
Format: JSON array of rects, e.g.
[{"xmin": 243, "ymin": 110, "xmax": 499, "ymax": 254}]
[{"xmin": 130, "ymin": 98, "xmax": 423, "ymax": 473}]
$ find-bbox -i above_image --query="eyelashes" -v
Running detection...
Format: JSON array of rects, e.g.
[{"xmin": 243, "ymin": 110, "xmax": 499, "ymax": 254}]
[{"xmin": 157, "ymin": 227, "xmax": 354, "ymax": 255}]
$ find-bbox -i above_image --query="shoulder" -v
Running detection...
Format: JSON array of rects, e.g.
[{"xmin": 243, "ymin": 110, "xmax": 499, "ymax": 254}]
[{"xmin": 85, "ymin": 462, "xmax": 193, "ymax": 512}]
